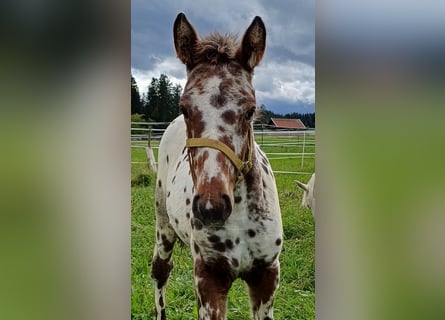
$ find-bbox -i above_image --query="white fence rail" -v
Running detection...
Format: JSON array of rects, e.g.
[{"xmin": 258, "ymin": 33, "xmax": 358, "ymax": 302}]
[{"xmin": 131, "ymin": 121, "xmax": 315, "ymax": 175}]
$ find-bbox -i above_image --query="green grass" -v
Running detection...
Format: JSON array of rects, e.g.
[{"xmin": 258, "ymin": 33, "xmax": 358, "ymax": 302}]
[{"xmin": 131, "ymin": 134, "xmax": 315, "ymax": 319}]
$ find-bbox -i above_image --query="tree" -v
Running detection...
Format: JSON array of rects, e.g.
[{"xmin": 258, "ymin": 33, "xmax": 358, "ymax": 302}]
[
  {"xmin": 144, "ymin": 74, "xmax": 182, "ymax": 122},
  {"xmin": 256, "ymin": 104, "xmax": 274, "ymax": 125},
  {"xmin": 131, "ymin": 113, "xmax": 146, "ymax": 134},
  {"xmin": 131, "ymin": 75, "xmax": 143, "ymax": 114}
]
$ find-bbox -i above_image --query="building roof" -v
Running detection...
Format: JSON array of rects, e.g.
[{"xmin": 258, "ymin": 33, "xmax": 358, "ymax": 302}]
[{"xmin": 269, "ymin": 118, "xmax": 306, "ymax": 129}]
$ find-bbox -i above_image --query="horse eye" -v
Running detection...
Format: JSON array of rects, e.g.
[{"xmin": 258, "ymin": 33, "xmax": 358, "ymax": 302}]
[{"xmin": 245, "ymin": 108, "xmax": 255, "ymax": 120}]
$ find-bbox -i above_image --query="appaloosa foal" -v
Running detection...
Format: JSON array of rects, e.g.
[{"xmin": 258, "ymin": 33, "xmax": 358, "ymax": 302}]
[{"xmin": 151, "ymin": 13, "xmax": 283, "ymax": 320}]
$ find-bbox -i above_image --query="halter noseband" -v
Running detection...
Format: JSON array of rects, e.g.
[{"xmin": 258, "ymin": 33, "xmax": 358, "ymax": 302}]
[{"xmin": 185, "ymin": 127, "xmax": 253, "ymax": 187}]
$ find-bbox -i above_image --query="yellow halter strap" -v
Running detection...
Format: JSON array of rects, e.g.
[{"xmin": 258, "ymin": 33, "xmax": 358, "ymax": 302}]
[{"xmin": 186, "ymin": 127, "xmax": 253, "ymax": 186}]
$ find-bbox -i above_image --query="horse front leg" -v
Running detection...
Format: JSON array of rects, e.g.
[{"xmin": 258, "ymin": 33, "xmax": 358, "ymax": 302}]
[
  {"xmin": 151, "ymin": 217, "xmax": 177, "ymax": 320},
  {"xmin": 193, "ymin": 257, "xmax": 234, "ymax": 320},
  {"xmin": 243, "ymin": 261, "xmax": 280, "ymax": 320}
]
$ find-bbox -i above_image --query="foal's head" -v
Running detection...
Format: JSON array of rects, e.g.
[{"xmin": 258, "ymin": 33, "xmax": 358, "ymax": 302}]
[{"xmin": 174, "ymin": 13, "xmax": 266, "ymax": 227}]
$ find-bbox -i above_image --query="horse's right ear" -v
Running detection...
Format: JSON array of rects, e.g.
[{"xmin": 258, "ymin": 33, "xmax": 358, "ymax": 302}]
[{"xmin": 173, "ymin": 13, "xmax": 199, "ymax": 69}]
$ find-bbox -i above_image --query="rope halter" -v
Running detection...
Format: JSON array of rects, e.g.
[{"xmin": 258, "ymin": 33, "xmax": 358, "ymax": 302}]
[{"xmin": 185, "ymin": 127, "xmax": 253, "ymax": 187}]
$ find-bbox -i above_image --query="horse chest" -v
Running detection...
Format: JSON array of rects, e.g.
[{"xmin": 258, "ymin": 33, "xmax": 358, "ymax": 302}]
[
  {"xmin": 166, "ymin": 163, "xmax": 282, "ymax": 273},
  {"xmin": 193, "ymin": 219, "xmax": 282, "ymax": 273}
]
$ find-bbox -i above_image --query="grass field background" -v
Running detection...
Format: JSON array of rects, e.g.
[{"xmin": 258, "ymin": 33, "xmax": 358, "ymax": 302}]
[{"xmin": 131, "ymin": 133, "xmax": 315, "ymax": 319}]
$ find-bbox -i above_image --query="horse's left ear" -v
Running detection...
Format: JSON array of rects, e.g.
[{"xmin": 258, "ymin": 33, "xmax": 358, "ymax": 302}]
[{"xmin": 237, "ymin": 16, "xmax": 266, "ymax": 70}]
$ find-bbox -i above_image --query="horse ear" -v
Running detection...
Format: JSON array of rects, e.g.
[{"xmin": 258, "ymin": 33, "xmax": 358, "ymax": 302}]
[
  {"xmin": 237, "ymin": 16, "xmax": 266, "ymax": 70},
  {"xmin": 295, "ymin": 180, "xmax": 309, "ymax": 192},
  {"xmin": 173, "ymin": 13, "xmax": 199, "ymax": 69}
]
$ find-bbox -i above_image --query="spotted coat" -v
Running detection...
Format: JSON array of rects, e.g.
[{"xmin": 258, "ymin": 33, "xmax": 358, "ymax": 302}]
[{"xmin": 151, "ymin": 13, "xmax": 283, "ymax": 320}]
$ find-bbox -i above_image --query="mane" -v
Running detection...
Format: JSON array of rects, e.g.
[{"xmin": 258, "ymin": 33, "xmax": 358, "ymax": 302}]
[{"xmin": 193, "ymin": 33, "xmax": 239, "ymax": 65}]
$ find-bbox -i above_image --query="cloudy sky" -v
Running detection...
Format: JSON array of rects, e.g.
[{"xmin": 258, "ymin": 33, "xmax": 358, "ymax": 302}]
[{"xmin": 131, "ymin": 0, "xmax": 314, "ymax": 115}]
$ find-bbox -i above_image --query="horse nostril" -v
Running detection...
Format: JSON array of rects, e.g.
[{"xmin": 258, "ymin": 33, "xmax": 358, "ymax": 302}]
[{"xmin": 191, "ymin": 193, "xmax": 232, "ymax": 226}]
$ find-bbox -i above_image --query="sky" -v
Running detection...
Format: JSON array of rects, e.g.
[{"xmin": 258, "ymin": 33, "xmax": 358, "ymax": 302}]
[{"xmin": 131, "ymin": 0, "xmax": 315, "ymax": 115}]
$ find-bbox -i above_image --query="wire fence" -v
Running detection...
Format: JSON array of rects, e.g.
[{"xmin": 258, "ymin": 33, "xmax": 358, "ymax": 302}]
[{"xmin": 131, "ymin": 121, "xmax": 315, "ymax": 175}]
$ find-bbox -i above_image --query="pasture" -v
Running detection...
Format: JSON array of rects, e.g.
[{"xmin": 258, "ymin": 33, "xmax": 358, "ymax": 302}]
[{"xmin": 131, "ymin": 131, "xmax": 315, "ymax": 319}]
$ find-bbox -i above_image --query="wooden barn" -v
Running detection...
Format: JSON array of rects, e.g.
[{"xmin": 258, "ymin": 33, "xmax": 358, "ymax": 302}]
[{"xmin": 268, "ymin": 118, "xmax": 306, "ymax": 130}]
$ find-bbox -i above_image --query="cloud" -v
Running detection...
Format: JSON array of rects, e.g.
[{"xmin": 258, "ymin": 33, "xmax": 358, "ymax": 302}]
[
  {"xmin": 131, "ymin": 0, "xmax": 315, "ymax": 113},
  {"xmin": 254, "ymin": 60, "xmax": 315, "ymax": 105},
  {"xmin": 131, "ymin": 0, "xmax": 314, "ymax": 68},
  {"xmin": 132, "ymin": 57, "xmax": 186, "ymax": 94}
]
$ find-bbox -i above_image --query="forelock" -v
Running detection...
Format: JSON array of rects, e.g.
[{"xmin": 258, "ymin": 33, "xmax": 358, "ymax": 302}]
[{"xmin": 193, "ymin": 33, "xmax": 239, "ymax": 65}]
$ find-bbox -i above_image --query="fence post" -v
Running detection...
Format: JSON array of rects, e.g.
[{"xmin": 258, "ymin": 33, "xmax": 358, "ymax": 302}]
[
  {"xmin": 147, "ymin": 126, "xmax": 152, "ymax": 148},
  {"xmin": 261, "ymin": 124, "xmax": 264, "ymax": 146},
  {"xmin": 301, "ymin": 131, "xmax": 306, "ymax": 168},
  {"xmin": 146, "ymin": 147, "xmax": 157, "ymax": 172}
]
